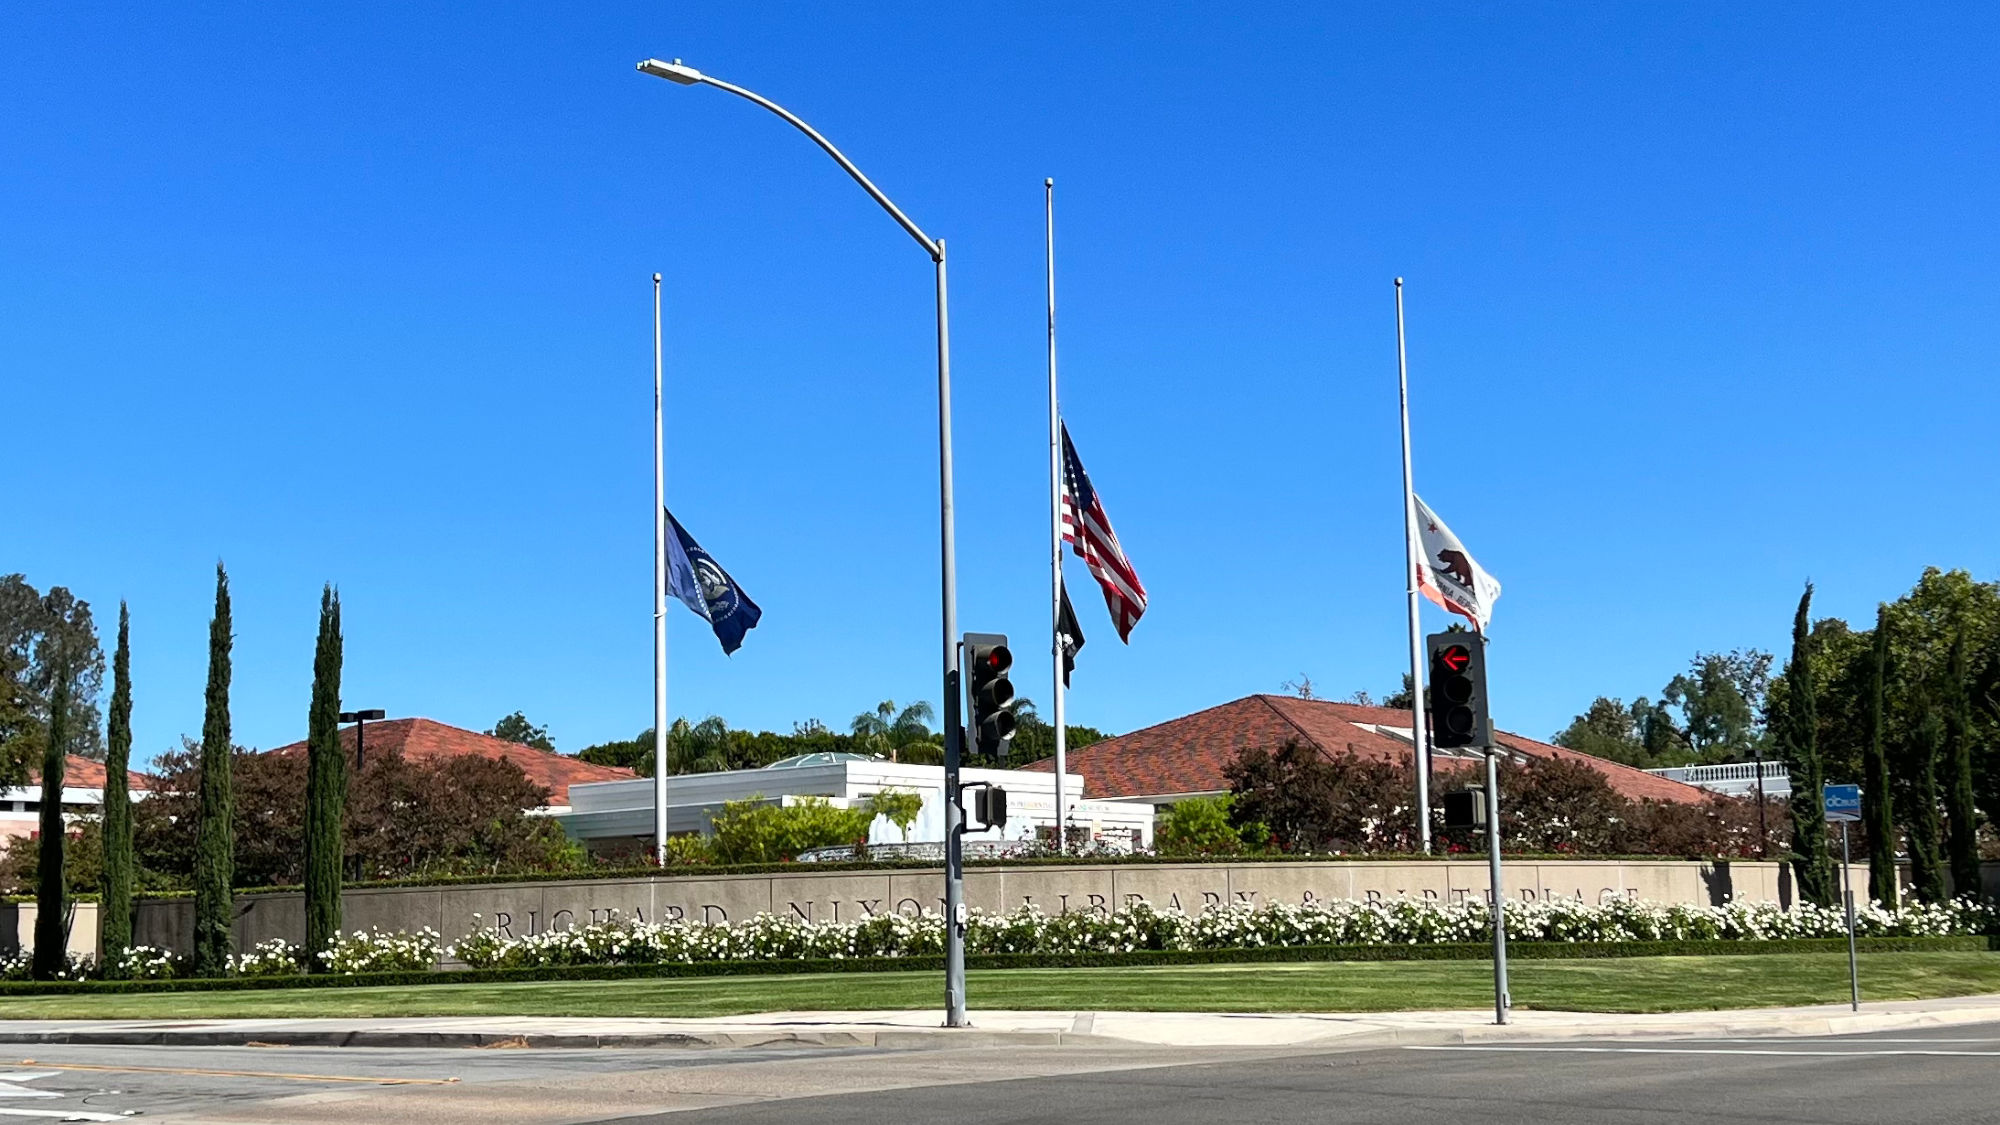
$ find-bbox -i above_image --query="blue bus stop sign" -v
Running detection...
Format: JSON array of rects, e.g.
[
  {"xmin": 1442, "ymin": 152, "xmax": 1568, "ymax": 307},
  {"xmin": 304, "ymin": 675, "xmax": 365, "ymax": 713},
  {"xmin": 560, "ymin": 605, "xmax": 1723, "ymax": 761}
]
[{"xmin": 1823, "ymin": 783, "xmax": 1862, "ymax": 823}]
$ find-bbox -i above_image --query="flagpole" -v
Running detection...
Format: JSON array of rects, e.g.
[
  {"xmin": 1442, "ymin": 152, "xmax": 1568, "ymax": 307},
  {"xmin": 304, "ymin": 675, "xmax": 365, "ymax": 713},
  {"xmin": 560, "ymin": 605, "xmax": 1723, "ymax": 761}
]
[
  {"xmin": 1045, "ymin": 177, "xmax": 1067, "ymax": 855},
  {"xmin": 1396, "ymin": 278, "xmax": 1433, "ymax": 854},
  {"xmin": 652, "ymin": 273, "xmax": 670, "ymax": 865}
]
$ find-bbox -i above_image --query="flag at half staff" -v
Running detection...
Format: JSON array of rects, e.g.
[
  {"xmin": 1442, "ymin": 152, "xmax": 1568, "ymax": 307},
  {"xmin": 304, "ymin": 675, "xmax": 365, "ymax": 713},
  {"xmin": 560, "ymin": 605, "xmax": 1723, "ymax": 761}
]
[
  {"xmin": 664, "ymin": 508, "xmax": 763, "ymax": 655},
  {"xmin": 1413, "ymin": 494, "xmax": 1502, "ymax": 632},
  {"xmin": 1060, "ymin": 422, "xmax": 1147, "ymax": 642}
]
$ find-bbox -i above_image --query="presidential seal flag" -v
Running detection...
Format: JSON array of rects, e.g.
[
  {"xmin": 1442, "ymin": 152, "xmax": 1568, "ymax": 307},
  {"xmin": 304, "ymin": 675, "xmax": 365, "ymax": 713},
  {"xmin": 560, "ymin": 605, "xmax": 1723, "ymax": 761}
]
[
  {"xmin": 1413, "ymin": 495, "xmax": 1502, "ymax": 632},
  {"xmin": 664, "ymin": 508, "xmax": 763, "ymax": 655},
  {"xmin": 1060, "ymin": 422, "xmax": 1147, "ymax": 642}
]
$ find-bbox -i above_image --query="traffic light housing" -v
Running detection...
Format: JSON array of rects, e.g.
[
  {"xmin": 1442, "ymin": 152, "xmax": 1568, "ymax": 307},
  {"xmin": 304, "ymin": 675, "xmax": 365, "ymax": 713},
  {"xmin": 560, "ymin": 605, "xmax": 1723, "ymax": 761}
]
[
  {"xmin": 964, "ymin": 632, "xmax": 1016, "ymax": 763},
  {"xmin": 972, "ymin": 785, "xmax": 1008, "ymax": 830},
  {"xmin": 1443, "ymin": 788, "xmax": 1486, "ymax": 829},
  {"xmin": 1427, "ymin": 631, "xmax": 1490, "ymax": 749}
]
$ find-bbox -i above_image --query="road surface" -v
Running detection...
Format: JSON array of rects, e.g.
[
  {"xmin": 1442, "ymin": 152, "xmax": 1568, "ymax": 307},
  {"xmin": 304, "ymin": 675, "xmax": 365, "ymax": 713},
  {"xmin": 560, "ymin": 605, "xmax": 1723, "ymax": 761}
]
[{"xmin": 0, "ymin": 1023, "xmax": 1995, "ymax": 1123}]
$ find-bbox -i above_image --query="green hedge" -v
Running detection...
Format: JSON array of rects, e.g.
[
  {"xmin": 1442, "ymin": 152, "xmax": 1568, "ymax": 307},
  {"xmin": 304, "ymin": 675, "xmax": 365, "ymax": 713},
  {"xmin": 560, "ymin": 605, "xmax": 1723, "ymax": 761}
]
[{"xmin": 1, "ymin": 936, "xmax": 1987, "ymax": 998}]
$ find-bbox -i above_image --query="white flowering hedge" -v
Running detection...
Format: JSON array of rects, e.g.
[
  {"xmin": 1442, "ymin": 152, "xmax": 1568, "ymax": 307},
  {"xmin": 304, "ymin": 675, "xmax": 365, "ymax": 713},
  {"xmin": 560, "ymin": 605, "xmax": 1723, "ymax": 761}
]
[
  {"xmin": 0, "ymin": 898, "xmax": 1985, "ymax": 981},
  {"xmin": 443, "ymin": 896, "xmax": 1994, "ymax": 970}
]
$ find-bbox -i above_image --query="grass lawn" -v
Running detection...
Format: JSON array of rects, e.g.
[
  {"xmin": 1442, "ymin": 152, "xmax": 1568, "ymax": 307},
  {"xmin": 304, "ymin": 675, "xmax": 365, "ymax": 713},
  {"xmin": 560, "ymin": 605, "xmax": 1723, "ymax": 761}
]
[{"xmin": 4, "ymin": 952, "xmax": 1996, "ymax": 1020}]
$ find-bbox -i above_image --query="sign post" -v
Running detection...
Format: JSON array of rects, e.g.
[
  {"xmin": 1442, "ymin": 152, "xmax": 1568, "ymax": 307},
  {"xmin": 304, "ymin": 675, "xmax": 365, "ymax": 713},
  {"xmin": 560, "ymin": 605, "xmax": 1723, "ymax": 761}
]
[{"xmin": 1823, "ymin": 783, "xmax": 1863, "ymax": 1011}]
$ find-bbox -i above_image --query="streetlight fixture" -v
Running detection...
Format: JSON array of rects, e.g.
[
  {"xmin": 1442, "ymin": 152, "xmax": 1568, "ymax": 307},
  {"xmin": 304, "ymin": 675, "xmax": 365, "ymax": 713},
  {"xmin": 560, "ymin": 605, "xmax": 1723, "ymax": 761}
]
[
  {"xmin": 636, "ymin": 57, "xmax": 968, "ymax": 1026},
  {"xmin": 337, "ymin": 709, "xmax": 386, "ymax": 773}
]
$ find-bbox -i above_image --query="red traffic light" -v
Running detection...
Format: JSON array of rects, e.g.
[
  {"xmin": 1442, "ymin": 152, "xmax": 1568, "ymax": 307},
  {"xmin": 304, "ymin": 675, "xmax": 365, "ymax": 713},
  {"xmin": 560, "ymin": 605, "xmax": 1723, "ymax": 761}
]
[{"xmin": 1439, "ymin": 644, "xmax": 1471, "ymax": 673}]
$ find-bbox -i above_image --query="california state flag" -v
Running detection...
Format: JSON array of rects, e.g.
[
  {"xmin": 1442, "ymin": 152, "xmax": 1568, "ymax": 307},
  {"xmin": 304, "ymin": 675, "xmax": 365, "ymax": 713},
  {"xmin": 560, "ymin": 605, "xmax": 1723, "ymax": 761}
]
[{"xmin": 1413, "ymin": 495, "xmax": 1502, "ymax": 632}]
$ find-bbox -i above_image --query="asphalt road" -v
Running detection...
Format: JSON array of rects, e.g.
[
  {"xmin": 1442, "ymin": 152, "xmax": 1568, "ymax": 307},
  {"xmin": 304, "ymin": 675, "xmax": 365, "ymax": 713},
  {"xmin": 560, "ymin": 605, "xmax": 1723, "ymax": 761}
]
[
  {"xmin": 612, "ymin": 1022, "xmax": 2000, "ymax": 1125},
  {"xmin": 2, "ymin": 1024, "xmax": 1997, "ymax": 1123}
]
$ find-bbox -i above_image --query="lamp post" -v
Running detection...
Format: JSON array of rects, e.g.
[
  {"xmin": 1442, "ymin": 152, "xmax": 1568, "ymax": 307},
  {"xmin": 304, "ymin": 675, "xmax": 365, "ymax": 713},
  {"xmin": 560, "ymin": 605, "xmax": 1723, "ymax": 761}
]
[
  {"xmin": 337, "ymin": 709, "xmax": 384, "ymax": 882},
  {"xmin": 337, "ymin": 709, "xmax": 385, "ymax": 774},
  {"xmin": 637, "ymin": 58, "xmax": 968, "ymax": 1027}
]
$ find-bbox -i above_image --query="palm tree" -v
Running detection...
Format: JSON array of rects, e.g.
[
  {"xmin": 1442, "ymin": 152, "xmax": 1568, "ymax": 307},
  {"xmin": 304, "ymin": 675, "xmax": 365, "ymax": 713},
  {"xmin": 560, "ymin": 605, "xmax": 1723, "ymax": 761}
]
[
  {"xmin": 669, "ymin": 716, "xmax": 734, "ymax": 774},
  {"xmin": 850, "ymin": 700, "xmax": 937, "ymax": 762}
]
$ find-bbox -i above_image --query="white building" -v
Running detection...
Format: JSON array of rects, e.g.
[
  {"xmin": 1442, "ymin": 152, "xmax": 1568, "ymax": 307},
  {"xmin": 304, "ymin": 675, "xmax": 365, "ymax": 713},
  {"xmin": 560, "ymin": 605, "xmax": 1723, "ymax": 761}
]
[
  {"xmin": 0, "ymin": 756, "xmax": 150, "ymax": 841},
  {"xmin": 1643, "ymin": 760, "xmax": 1791, "ymax": 800},
  {"xmin": 556, "ymin": 752, "xmax": 1153, "ymax": 855}
]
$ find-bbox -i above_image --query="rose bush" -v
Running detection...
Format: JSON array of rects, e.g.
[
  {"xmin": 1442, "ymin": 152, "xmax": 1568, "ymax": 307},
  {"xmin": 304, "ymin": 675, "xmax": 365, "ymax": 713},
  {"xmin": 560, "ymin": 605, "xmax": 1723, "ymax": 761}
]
[{"xmin": 439, "ymin": 896, "xmax": 1993, "ymax": 970}]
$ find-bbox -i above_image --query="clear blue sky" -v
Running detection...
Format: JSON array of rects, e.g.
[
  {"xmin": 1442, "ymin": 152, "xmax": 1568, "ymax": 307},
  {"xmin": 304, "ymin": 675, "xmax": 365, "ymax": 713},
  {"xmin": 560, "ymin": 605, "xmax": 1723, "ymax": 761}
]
[{"xmin": 6, "ymin": 5, "xmax": 1997, "ymax": 764}]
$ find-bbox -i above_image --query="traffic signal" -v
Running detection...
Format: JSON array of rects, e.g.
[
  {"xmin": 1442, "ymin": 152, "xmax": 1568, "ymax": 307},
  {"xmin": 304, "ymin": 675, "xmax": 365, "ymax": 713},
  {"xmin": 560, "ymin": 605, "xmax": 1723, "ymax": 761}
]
[
  {"xmin": 1427, "ymin": 631, "xmax": 1490, "ymax": 749},
  {"xmin": 972, "ymin": 785, "xmax": 1009, "ymax": 830},
  {"xmin": 1443, "ymin": 788, "xmax": 1486, "ymax": 829},
  {"xmin": 964, "ymin": 632, "xmax": 1016, "ymax": 763}
]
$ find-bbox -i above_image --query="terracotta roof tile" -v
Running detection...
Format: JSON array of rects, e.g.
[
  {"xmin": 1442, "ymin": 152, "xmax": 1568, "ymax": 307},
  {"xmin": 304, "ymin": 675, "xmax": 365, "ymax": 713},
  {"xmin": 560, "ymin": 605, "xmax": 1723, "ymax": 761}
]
[
  {"xmin": 1030, "ymin": 695, "xmax": 1709, "ymax": 805},
  {"xmin": 25, "ymin": 755, "xmax": 152, "ymax": 792},
  {"xmin": 264, "ymin": 718, "xmax": 634, "ymax": 807}
]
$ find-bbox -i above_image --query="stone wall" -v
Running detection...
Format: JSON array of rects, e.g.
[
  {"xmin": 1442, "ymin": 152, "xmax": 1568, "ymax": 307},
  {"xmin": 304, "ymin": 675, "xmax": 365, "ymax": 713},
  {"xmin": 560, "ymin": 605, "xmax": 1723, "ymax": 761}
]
[
  {"xmin": 120, "ymin": 856, "xmax": 1934, "ymax": 957},
  {"xmin": 0, "ymin": 902, "xmax": 101, "ymax": 962}
]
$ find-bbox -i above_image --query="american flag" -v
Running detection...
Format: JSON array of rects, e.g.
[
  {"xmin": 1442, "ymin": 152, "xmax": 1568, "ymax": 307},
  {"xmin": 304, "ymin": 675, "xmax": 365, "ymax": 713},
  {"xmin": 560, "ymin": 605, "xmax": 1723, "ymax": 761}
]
[{"xmin": 1060, "ymin": 422, "xmax": 1147, "ymax": 642}]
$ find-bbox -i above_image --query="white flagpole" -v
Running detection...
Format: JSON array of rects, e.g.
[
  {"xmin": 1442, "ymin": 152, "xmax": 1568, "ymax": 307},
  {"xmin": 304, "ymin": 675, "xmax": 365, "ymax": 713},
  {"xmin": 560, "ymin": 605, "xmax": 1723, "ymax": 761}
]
[
  {"xmin": 1046, "ymin": 178, "xmax": 1067, "ymax": 854},
  {"xmin": 653, "ymin": 273, "xmax": 670, "ymax": 865},
  {"xmin": 1396, "ymin": 278, "xmax": 1433, "ymax": 854}
]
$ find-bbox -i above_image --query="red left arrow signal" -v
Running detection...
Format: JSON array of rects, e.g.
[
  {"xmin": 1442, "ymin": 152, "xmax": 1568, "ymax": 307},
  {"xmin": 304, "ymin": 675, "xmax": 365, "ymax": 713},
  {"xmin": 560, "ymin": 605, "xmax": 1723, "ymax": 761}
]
[{"xmin": 1440, "ymin": 645, "xmax": 1471, "ymax": 672}]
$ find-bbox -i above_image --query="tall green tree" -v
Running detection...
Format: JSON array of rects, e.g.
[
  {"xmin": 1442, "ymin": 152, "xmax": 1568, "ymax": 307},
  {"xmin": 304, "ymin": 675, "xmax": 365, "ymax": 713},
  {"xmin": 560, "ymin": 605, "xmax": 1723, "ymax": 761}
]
[
  {"xmin": 31, "ymin": 644, "xmax": 71, "ymax": 979},
  {"xmin": 1944, "ymin": 629, "xmax": 1982, "ymax": 898},
  {"xmin": 1663, "ymin": 649, "xmax": 1774, "ymax": 764},
  {"xmin": 99, "ymin": 603, "xmax": 135, "ymax": 970},
  {"xmin": 1899, "ymin": 687, "xmax": 1949, "ymax": 903},
  {"xmin": 1861, "ymin": 607, "xmax": 1898, "ymax": 909},
  {"xmin": 0, "ymin": 576, "xmax": 106, "ymax": 762},
  {"xmin": 303, "ymin": 586, "xmax": 344, "ymax": 965},
  {"xmin": 487, "ymin": 711, "xmax": 554, "ymax": 751},
  {"xmin": 192, "ymin": 564, "xmax": 235, "ymax": 977},
  {"xmin": 1780, "ymin": 584, "xmax": 1836, "ymax": 908}
]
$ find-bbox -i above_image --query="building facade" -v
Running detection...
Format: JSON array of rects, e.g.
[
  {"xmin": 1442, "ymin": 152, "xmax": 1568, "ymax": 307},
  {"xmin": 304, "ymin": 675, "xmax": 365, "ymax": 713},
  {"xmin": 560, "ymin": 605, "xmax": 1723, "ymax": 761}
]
[{"xmin": 556, "ymin": 752, "xmax": 1153, "ymax": 854}]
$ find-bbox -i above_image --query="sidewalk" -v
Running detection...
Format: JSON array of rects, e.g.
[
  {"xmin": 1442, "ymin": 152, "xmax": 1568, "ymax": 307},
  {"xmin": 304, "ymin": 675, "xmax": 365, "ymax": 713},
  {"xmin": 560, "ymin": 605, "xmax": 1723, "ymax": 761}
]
[{"xmin": 1, "ymin": 993, "xmax": 1997, "ymax": 1051}]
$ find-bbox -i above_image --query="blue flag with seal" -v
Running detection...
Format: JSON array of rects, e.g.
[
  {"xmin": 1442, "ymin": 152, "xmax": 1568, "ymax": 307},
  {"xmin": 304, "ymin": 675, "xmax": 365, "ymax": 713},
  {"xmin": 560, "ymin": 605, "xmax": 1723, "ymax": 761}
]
[{"xmin": 664, "ymin": 507, "xmax": 762, "ymax": 655}]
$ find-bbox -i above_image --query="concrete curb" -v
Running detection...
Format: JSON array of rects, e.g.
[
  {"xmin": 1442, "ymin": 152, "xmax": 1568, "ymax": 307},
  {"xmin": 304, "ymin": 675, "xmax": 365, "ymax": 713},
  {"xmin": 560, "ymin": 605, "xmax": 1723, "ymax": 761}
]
[
  {"xmin": 0, "ymin": 1027, "xmax": 1085, "ymax": 1050},
  {"xmin": 1, "ymin": 1001, "xmax": 1995, "ymax": 1052}
]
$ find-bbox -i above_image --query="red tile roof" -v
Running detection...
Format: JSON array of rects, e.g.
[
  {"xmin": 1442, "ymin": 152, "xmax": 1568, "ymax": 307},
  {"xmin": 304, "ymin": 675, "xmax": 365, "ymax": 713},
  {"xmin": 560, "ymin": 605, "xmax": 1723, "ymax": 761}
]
[
  {"xmin": 265, "ymin": 718, "xmax": 634, "ymax": 807},
  {"xmin": 1028, "ymin": 695, "xmax": 1708, "ymax": 805},
  {"xmin": 25, "ymin": 755, "xmax": 152, "ymax": 792}
]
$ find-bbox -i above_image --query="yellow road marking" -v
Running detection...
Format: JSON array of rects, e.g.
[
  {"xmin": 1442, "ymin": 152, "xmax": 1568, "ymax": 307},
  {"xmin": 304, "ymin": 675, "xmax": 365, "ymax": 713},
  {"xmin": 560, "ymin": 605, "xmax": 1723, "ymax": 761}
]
[{"xmin": 18, "ymin": 1059, "xmax": 460, "ymax": 1085}]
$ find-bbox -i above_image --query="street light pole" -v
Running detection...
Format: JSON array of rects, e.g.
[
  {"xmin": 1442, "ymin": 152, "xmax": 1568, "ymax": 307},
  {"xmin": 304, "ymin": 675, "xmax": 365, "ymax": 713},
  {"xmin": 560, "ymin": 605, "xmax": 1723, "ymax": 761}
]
[
  {"xmin": 337, "ymin": 709, "xmax": 385, "ymax": 774},
  {"xmin": 637, "ymin": 58, "xmax": 968, "ymax": 1027},
  {"xmin": 337, "ymin": 709, "xmax": 384, "ymax": 882}
]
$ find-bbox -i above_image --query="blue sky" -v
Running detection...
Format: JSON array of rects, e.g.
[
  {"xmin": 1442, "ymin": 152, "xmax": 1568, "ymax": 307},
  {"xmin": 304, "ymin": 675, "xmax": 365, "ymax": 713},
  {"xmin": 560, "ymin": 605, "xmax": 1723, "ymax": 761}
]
[{"xmin": 5, "ymin": 4, "xmax": 1997, "ymax": 764}]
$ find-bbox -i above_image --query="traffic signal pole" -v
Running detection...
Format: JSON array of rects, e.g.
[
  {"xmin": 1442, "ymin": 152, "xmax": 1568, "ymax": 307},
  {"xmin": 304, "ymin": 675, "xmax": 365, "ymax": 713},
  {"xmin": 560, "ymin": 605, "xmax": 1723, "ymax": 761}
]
[
  {"xmin": 1484, "ymin": 743, "xmax": 1509, "ymax": 1025},
  {"xmin": 944, "ymin": 649, "xmax": 966, "ymax": 1027},
  {"xmin": 1428, "ymin": 630, "xmax": 1506, "ymax": 1024}
]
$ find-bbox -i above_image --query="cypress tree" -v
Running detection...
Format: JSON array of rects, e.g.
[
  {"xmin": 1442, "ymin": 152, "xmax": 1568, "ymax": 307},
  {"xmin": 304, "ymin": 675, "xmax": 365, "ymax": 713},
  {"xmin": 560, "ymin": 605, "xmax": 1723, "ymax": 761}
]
[
  {"xmin": 31, "ymin": 646, "xmax": 70, "ymax": 980},
  {"xmin": 1900, "ymin": 687, "xmax": 1948, "ymax": 903},
  {"xmin": 99, "ymin": 602, "xmax": 135, "ymax": 972},
  {"xmin": 1861, "ymin": 606, "xmax": 1898, "ymax": 909},
  {"xmin": 192, "ymin": 564, "xmax": 235, "ymax": 977},
  {"xmin": 1781, "ymin": 583, "xmax": 1837, "ymax": 908},
  {"xmin": 303, "ymin": 586, "xmax": 344, "ymax": 966},
  {"xmin": 1944, "ymin": 629, "xmax": 1981, "ymax": 899}
]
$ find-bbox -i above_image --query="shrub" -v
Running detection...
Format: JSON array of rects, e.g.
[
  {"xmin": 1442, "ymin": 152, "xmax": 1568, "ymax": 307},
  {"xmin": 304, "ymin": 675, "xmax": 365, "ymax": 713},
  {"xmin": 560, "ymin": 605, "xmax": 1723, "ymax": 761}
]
[
  {"xmin": 104, "ymin": 944, "xmax": 179, "ymax": 980},
  {"xmin": 866, "ymin": 788, "xmax": 924, "ymax": 843},
  {"xmin": 1155, "ymin": 795, "xmax": 1266, "ymax": 857},
  {"xmin": 707, "ymin": 796, "xmax": 875, "ymax": 863},
  {"xmin": 436, "ymin": 895, "xmax": 1996, "ymax": 971},
  {"xmin": 1227, "ymin": 742, "xmax": 1417, "ymax": 852},
  {"xmin": 233, "ymin": 938, "xmax": 306, "ymax": 977},
  {"xmin": 319, "ymin": 927, "xmax": 443, "ymax": 974}
]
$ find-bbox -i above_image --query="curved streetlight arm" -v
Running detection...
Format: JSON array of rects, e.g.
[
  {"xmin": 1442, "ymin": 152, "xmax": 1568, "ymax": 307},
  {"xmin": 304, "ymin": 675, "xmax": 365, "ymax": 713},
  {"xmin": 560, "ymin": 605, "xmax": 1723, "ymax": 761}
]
[{"xmin": 638, "ymin": 59, "xmax": 940, "ymax": 262}]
